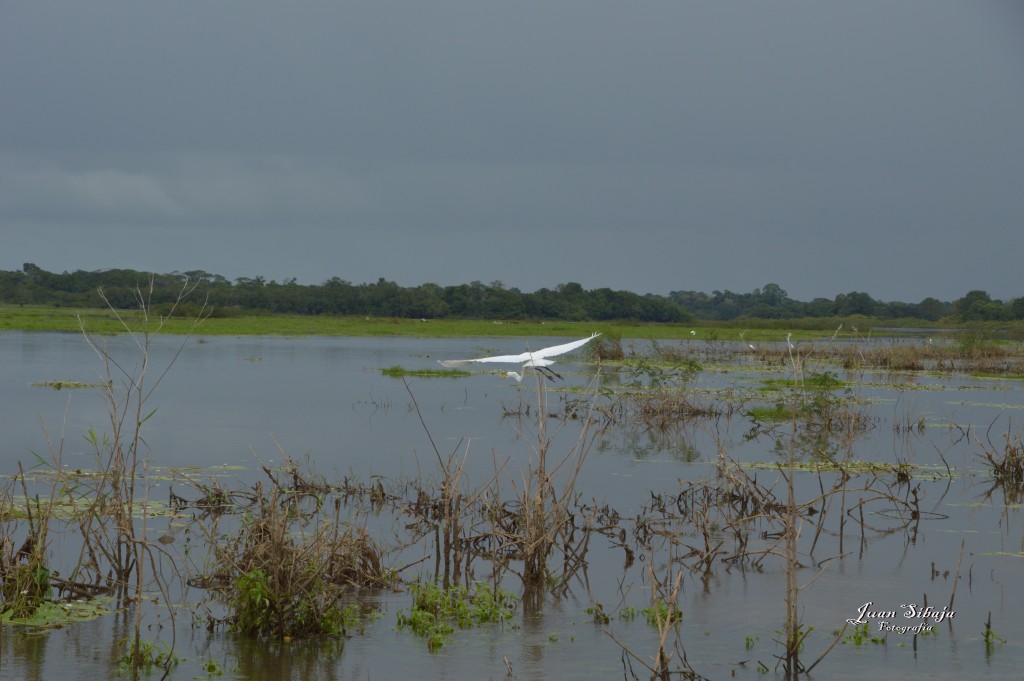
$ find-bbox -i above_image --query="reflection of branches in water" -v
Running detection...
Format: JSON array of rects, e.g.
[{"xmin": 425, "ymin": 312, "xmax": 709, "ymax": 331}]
[
  {"xmin": 978, "ymin": 479, "xmax": 1024, "ymax": 507},
  {"xmin": 594, "ymin": 419, "xmax": 702, "ymax": 463},
  {"xmin": 744, "ymin": 391, "xmax": 877, "ymax": 462},
  {"xmin": 947, "ymin": 419, "xmax": 972, "ymax": 446},
  {"xmin": 624, "ymin": 455, "xmax": 933, "ymax": 577},
  {"xmin": 977, "ymin": 423, "xmax": 1024, "ymax": 484},
  {"xmin": 971, "ymin": 420, "xmax": 1024, "ymax": 506},
  {"xmin": 352, "ymin": 389, "xmax": 392, "ymax": 425},
  {"xmin": 604, "ymin": 552, "xmax": 710, "ymax": 681},
  {"xmin": 500, "ymin": 383, "xmax": 724, "ymax": 462}
]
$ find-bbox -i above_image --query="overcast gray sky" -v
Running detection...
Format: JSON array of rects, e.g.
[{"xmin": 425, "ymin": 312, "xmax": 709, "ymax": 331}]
[{"xmin": 2, "ymin": 1, "xmax": 1022, "ymax": 303}]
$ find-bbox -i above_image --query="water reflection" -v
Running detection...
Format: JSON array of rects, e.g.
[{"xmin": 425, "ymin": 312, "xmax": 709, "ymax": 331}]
[{"xmin": 230, "ymin": 634, "xmax": 345, "ymax": 681}]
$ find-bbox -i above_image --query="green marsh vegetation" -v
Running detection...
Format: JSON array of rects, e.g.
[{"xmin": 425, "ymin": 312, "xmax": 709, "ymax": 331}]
[
  {"xmin": 396, "ymin": 580, "xmax": 516, "ymax": 650},
  {"xmin": 7, "ymin": 264, "xmax": 1024, "ymax": 329},
  {"xmin": 380, "ymin": 365, "xmax": 470, "ymax": 379},
  {"xmin": 1, "ymin": 303, "xmax": 675, "ymax": 339},
  {"xmin": 5, "ymin": 292, "xmax": 1024, "ymax": 352}
]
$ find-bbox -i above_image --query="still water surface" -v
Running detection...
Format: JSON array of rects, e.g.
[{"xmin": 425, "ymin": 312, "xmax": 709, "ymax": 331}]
[{"xmin": 2, "ymin": 332, "xmax": 1023, "ymax": 679}]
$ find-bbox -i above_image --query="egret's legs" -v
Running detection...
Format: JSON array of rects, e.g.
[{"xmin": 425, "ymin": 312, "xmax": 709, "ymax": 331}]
[{"xmin": 537, "ymin": 366, "xmax": 563, "ymax": 381}]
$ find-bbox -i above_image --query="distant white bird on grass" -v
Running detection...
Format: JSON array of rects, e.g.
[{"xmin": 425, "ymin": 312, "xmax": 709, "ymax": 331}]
[{"xmin": 438, "ymin": 333, "xmax": 601, "ymax": 383}]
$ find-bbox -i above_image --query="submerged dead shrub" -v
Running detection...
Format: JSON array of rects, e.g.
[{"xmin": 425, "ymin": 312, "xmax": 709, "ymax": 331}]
[
  {"xmin": 594, "ymin": 335, "xmax": 625, "ymax": 361},
  {"xmin": 634, "ymin": 394, "xmax": 726, "ymax": 429},
  {"xmin": 978, "ymin": 431, "xmax": 1024, "ymax": 488},
  {"xmin": 864, "ymin": 346, "xmax": 925, "ymax": 372},
  {"xmin": 193, "ymin": 476, "xmax": 394, "ymax": 639}
]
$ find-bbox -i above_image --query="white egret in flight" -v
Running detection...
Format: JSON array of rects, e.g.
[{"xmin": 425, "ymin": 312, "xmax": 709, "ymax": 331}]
[{"xmin": 438, "ymin": 333, "xmax": 601, "ymax": 382}]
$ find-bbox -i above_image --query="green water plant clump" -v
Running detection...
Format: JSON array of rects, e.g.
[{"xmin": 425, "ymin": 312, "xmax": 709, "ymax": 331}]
[
  {"xmin": 231, "ymin": 569, "xmax": 368, "ymax": 639},
  {"xmin": 1, "ymin": 563, "xmax": 52, "ymax": 619},
  {"xmin": 396, "ymin": 581, "xmax": 517, "ymax": 650},
  {"xmin": 642, "ymin": 600, "xmax": 683, "ymax": 627},
  {"xmin": 380, "ymin": 365, "xmax": 471, "ymax": 378}
]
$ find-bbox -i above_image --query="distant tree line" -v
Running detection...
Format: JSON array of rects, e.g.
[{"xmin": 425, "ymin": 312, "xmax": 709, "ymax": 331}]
[{"xmin": 3, "ymin": 264, "xmax": 1022, "ymax": 323}]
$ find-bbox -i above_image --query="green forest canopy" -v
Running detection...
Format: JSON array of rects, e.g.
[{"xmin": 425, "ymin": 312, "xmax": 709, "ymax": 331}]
[{"xmin": 4, "ymin": 264, "xmax": 1022, "ymax": 323}]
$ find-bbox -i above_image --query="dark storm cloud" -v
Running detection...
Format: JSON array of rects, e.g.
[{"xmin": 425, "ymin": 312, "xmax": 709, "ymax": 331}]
[{"xmin": 2, "ymin": 1, "xmax": 1022, "ymax": 301}]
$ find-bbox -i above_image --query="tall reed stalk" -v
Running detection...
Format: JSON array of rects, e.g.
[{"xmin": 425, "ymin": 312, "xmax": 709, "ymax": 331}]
[
  {"xmin": 76, "ymin": 276, "xmax": 207, "ymax": 679},
  {"xmin": 510, "ymin": 371, "xmax": 601, "ymax": 590}
]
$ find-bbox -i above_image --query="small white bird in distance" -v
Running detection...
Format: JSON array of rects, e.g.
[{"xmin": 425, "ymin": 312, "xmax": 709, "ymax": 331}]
[{"xmin": 438, "ymin": 333, "xmax": 601, "ymax": 382}]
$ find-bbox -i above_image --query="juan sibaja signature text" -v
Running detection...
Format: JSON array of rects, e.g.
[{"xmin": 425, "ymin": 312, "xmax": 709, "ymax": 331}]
[{"xmin": 847, "ymin": 601, "xmax": 954, "ymax": 634}]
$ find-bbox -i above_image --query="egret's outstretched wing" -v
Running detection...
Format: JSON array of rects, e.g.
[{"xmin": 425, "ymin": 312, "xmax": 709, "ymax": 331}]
[
  {"xmin": 438, "ymin": 352, "xmax": 530, "ymax": 368},
  {"xmin": 437, "ymin": 333, "xmax": 600, "ymax": 368},
  {"xmin": 531, "ymin": 333, "xmax": 601, "ymax": 360}
]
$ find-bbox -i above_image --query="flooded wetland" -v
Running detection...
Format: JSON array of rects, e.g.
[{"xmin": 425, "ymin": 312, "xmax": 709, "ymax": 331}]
[{"xmin": 2, "ymin": 328, "xmax": 1024, "ymax": 680}]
